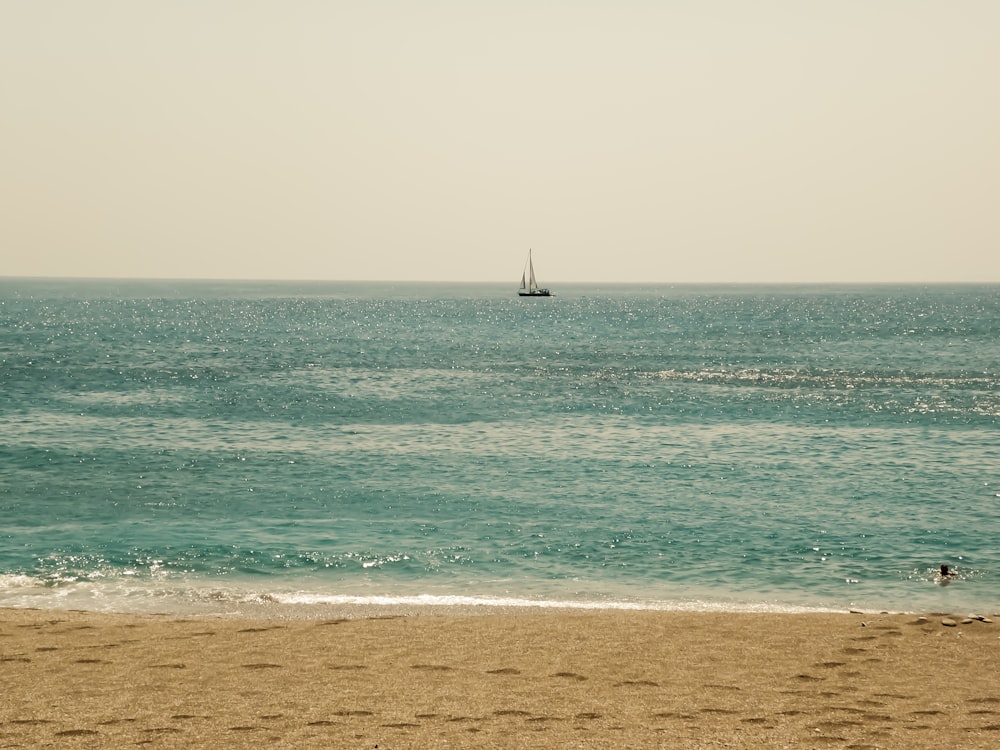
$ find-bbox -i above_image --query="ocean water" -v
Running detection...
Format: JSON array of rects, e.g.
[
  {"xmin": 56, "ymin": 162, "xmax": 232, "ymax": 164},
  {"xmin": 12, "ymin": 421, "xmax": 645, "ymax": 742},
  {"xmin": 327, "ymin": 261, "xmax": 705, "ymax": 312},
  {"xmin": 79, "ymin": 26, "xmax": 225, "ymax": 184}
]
[{"xmin": 1, "ymin": 279, "xmax": 998, "ymax": 617}]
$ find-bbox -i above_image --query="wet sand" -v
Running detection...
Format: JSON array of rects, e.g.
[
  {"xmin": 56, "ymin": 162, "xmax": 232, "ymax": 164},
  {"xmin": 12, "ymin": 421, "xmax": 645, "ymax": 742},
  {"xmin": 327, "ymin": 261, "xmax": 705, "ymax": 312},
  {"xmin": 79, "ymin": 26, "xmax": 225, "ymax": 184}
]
[{"xmin": 1, "ymin": 607, "xmax": 998, "ymax": 748}]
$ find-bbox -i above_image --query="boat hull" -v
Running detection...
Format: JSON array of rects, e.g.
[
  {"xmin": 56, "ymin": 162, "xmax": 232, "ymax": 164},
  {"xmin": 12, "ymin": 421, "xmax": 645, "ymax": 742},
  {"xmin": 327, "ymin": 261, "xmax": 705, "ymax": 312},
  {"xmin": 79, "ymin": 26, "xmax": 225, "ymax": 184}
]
[{"xmin": 518, "ymin": 290, "xmax": 551, "ymax": 297}]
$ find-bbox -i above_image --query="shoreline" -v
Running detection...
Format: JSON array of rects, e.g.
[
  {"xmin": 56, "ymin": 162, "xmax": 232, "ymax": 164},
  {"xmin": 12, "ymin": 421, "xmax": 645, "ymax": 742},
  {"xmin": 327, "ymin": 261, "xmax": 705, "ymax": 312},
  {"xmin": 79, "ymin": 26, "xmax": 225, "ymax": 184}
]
[
  {"xmin": 2, "ymin": 606, "xmax": 998, "ymax": 748},
  {"xmin": 0, "ymin": 596, "xmax": 930, "ymax": 622},
  {"xmin": 3, "ymin": 576, "xmax": 987, "ymax": 620}
]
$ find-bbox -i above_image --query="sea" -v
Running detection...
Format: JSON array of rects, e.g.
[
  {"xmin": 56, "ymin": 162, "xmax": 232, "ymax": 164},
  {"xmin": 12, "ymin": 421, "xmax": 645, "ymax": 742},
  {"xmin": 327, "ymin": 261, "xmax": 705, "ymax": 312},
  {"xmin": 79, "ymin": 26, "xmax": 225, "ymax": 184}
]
[{"xmin": 1, "ymin": 279, "xmax": 998, "ymax": 618}]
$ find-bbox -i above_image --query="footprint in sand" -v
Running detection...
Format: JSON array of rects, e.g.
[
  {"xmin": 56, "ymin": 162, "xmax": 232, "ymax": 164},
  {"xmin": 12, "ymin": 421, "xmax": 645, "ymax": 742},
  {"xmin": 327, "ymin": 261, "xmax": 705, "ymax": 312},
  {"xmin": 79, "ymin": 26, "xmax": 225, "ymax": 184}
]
[
  {"xmin": 860, "ymin": 712, "xmax": 893, "ymax": 722},
  {"xmin": 816, "ymin": 720, "xmax": 863, "ymax": 730},
  {"xmin": 237, "ymin": 626, "xmax": 286, "ymax": 633},
  {"xmin": 808, "ymin": 734, "xmax": 847, "ymax": 745},
  {"xmin": 614, "ymin": 680, "xmax": 659, "ymax": 687}
]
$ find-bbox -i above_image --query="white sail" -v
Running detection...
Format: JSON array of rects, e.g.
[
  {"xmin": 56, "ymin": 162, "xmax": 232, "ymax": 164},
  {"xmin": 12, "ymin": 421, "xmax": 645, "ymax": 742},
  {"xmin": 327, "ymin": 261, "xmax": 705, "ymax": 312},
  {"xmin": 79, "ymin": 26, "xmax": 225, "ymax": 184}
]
[{"xmin": 518, "ymin": 249, "xmax": 551, "ymax": 296}]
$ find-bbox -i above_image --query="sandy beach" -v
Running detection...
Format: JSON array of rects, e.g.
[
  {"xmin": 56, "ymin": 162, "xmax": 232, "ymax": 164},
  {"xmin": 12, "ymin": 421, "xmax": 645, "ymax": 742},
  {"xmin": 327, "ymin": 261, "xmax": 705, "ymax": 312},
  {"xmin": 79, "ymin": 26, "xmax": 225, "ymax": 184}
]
[{"xmin": 1, "ymin": 607, "xmax": 998, "ymax": 749}]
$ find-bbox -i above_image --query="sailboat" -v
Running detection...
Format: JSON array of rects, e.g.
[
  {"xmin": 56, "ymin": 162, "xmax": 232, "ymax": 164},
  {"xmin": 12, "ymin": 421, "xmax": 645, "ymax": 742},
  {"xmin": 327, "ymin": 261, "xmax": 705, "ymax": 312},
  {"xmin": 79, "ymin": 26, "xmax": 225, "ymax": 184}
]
[{"xmin": 518, "ymin": 249, "xmax": 552, "ymax": 297}]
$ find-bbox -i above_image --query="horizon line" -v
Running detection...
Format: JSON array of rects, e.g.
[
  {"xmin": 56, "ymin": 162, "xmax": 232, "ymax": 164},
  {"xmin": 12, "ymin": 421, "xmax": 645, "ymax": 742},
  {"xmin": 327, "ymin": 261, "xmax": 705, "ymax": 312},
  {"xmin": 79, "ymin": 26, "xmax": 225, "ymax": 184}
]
[{"xmin": 2, "ymin": 275, "xmax": 997, "ymax": 287}]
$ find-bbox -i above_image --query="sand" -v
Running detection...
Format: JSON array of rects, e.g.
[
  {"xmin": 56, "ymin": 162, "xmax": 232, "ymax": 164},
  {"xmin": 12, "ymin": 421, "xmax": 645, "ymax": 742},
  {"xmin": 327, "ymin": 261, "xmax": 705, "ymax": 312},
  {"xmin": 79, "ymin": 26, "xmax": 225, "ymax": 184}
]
[{"xmin": 1, "ymin": 606, "xmax": 998, "ymax": 749}]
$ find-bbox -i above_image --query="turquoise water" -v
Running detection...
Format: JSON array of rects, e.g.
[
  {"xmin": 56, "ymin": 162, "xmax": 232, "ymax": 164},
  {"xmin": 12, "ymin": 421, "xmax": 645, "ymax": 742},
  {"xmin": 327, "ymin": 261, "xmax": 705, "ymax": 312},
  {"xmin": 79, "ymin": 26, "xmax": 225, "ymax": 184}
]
[{"xmin": 1, "ymin": 279, "xmax": 998, "ymax": 615}]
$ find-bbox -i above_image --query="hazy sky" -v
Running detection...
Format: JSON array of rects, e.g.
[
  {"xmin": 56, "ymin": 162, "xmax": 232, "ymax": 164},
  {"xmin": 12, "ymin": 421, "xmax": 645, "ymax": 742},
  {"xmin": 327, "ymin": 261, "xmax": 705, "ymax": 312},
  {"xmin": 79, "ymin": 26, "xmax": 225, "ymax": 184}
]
[{"xmin": 2, "ymin": 1, "xmax": 998, "ymax": 283}]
